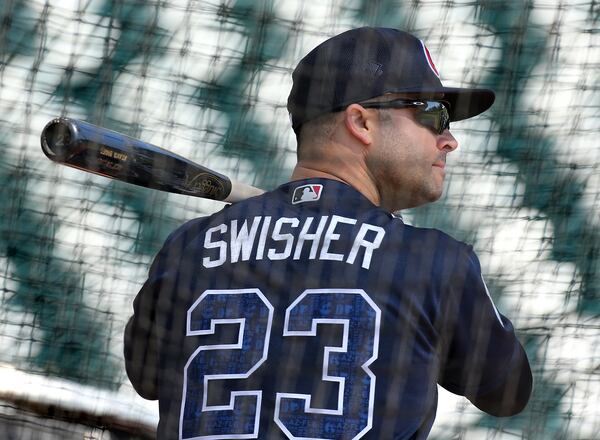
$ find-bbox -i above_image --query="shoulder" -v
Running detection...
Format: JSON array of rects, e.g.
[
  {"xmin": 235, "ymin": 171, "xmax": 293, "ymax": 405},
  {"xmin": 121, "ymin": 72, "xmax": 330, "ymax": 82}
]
[
  {"xmin": 160, "ymin": 215, "xmax": 211, "ymax": 249},
  {"xmin": 393, "ymin": 220, "xmax": 474, "ymax": 258},
  {"xmin": 159, "ymin": 193, "xmax": 271, "ymax": 248}
]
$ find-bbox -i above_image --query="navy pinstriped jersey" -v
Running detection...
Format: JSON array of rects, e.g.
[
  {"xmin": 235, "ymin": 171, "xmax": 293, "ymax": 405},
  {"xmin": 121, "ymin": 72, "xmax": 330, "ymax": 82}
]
[{"xmin": 125, "ymin": 178, "xmax": 529, "ymax": 440}]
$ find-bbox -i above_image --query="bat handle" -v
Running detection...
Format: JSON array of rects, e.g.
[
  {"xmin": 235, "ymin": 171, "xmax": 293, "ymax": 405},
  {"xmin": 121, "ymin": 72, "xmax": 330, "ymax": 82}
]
[{"xmin": 225, "ymin": 180, "xmax": 265, "ymax": 203}]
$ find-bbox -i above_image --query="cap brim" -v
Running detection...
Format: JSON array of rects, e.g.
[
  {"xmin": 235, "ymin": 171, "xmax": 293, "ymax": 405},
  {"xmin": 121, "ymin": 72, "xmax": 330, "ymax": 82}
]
[{"xmin": 439, "ymin": 87, "xmax": 495, "ymax": 122}]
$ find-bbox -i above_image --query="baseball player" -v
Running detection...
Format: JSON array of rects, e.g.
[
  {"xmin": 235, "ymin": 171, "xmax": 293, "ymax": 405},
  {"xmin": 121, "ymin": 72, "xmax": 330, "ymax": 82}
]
[{"xmin": 125, "ymin": 27, "xmax": 532, "ymax": 439}]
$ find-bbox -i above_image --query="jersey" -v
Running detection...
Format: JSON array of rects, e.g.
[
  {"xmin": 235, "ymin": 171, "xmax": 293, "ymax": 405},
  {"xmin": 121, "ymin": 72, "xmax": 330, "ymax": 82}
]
[{"xmin": 124, "ymin": 178, "xmax": 529, "ymax": 440}]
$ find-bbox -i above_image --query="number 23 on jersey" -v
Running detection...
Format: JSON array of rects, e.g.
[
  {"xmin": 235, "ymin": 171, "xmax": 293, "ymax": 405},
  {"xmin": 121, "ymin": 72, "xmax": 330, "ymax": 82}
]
[{"xmin": 180, "ymin": 288, "xmax": 381, "ymax": 440}]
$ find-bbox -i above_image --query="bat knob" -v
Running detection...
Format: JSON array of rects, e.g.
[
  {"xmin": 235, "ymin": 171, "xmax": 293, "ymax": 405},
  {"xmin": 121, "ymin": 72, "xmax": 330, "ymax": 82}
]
[{"xmin": 41, "ymin": 118, "xmax": 75, "ymax": 160}]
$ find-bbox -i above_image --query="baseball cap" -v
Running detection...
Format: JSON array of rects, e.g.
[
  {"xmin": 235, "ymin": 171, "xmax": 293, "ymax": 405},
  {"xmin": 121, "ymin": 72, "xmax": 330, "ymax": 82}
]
[{"xmin": 287, "ymin": 27, "xmax": 495, "ymax": 134}]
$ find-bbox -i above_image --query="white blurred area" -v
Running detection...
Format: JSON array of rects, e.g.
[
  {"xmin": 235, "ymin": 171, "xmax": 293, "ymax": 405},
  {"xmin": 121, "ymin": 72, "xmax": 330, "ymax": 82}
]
[{"xmin": 0, "ymin": 0, "xmax": 598, "ymax": 438}]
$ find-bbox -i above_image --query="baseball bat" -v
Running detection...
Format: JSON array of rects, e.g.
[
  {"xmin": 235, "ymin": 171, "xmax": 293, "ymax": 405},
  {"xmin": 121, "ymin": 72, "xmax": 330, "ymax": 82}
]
[{"xmin": 40, "ymin": 117, "xmax": 265, "ymax": 203}]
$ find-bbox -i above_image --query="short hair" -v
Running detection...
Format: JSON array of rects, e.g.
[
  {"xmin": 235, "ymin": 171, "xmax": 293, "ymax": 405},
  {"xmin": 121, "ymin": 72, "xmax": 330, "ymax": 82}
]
[
  {"xmin": 295, "ymin": 106, "xmax": 395, "ymax": 159},
  {"xmin": 296, "ymin": 112, "xmax": 340, "ymax": 159}
]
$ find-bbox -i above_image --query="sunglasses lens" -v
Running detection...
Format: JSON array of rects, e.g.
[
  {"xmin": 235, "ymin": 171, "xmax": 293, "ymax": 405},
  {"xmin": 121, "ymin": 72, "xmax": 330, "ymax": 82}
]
[
  {"xmin": 358, "ymin": 99, "xmax": 450, "ymax": 134},
  {"xmin": 416, "ymin": 102, "xmax": 449, "ymax": 134}
]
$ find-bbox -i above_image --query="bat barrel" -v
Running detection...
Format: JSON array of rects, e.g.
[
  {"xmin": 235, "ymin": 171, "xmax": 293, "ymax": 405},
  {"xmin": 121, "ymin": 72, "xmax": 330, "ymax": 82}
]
[
  {"xmin": 41, "ymin": 117, "xmax": 138, "ymax": 183},
  {"xmin": 40, "ymin": 117, "xmax": 247, "ymax": 202}
]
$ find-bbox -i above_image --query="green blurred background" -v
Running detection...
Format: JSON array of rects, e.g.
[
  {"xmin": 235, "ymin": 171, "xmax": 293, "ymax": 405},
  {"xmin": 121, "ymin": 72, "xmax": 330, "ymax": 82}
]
[{"xmin": 0, "ymin": 0, "xmax": 598, "ymax": 438}]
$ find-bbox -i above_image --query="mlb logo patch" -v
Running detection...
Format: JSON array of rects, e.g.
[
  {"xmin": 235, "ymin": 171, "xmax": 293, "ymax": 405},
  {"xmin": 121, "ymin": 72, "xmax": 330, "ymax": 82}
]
[{"xmin": 292, "ymin": 184, "xmax": 323, "ymax": 204}]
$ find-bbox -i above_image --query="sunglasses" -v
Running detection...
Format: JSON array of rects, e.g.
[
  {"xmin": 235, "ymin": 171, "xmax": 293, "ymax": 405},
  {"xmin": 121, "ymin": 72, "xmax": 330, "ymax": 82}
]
[{"xmin": 359, "ymin": 99, "xmax": 451, "ymax": 134}]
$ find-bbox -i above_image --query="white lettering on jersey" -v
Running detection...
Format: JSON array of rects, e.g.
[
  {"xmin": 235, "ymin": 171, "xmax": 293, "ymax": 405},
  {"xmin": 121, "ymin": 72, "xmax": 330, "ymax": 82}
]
[
  {"xmin": 230, "ymin": 217, "xmax": 262, "ymax": 263},
  {"xmin": 203, "ymin": 224, "xmax": 228, "ymax": 268},
  {"xmin": 293, "ymin": 216, "xmax": 329, "ymax": 260},
  {"xmin": 255, "ymin": 216, "xmax": 272, "ymax": 260},
  {"xmin": 347, "ymin": 224, "xmax": 386, "ymax": 269},
  {"xmin": 203, "ymin": 216, "xmax": 386, "ymax": 270},
  {"xmin": 268, "ymin": 218, "xmax": 299, "ymax": 260},
  {"xmin": 320, "ymin": 215, "xmax": 357, "ymax": 261}
]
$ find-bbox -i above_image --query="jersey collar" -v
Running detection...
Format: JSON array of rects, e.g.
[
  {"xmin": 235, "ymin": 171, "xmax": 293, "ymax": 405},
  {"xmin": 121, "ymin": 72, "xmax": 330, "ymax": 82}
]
[{"xmin": 277, "ymin": 178, "xmax": 382, "ymax": 215}]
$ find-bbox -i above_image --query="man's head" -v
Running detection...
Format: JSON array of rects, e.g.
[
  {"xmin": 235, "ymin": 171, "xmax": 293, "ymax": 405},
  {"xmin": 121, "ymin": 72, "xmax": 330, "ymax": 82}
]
[
  {"xmin": 288, "ymin": 27, "xmax": 494, "ymax": 136},
  {"xmin": 287, "ymin": 27, "xmax": 494, "ymax": 211}
]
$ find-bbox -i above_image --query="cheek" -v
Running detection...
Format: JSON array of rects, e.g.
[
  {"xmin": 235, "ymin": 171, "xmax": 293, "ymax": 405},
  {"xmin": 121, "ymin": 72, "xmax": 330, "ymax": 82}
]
[
  {"xmin": 374, "ymin": 125, "xmax": 435, "ymax": 181},
  {"xmin": 372, "ymin": 140, "xmax": 408, "ymax": 181}
]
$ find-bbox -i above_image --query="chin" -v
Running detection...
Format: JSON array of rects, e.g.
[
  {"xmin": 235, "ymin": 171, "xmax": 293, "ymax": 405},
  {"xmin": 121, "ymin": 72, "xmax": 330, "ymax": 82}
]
[
  {"xmin": 412, "ymin": 191, "xmax": 443, "ymax": 209},
  {"xmin": 388, "ymin": 187, "xmax": 444, "ymax": 211},
  {"xmin": 431, "ymin": 190, "xmax": 443, "ymax": 202}
]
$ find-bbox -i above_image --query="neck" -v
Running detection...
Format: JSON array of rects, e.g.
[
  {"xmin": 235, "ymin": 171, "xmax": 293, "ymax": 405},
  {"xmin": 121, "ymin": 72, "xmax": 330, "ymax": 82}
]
[
  {"xmin": 290, "ymin": 160, "xmax": 381, "ymax": 208},
  {"xmin": 290, "ymin": 166, "xmax": 344, "ymax": 182}
]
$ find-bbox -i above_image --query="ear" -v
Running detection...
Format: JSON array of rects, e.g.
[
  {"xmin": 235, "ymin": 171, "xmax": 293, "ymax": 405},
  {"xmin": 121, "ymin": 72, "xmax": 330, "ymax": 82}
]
[{"xmin": 344, "ymin": 104, "xmax": 376, "ymax": 146}]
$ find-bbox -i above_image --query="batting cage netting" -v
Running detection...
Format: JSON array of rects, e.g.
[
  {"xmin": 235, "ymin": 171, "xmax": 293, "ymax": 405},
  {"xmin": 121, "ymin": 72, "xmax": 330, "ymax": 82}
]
[{"xmin": 0, "ymin": 0, "xmax": 598, "ymax": 439}]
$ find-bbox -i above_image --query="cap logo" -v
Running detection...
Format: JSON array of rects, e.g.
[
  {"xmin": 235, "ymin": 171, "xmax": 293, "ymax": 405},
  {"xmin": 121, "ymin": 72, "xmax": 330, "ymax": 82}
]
[
  {"xmin": 364, "ymin": 61, "xmax": 384, "ymax": 77},
  {"xmin": 292, "ymin": 184, "xmax": 323, "ymax": 204},
  {"xmin": 420, "ymin": 40, "xmax": 440, "ymax": 78}
]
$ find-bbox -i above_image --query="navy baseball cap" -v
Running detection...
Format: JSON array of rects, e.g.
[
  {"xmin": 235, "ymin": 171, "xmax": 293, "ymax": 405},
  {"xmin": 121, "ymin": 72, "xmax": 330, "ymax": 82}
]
[{"xmin": 287, "ymin": 27, "xmax": 495, "ymax": 134}]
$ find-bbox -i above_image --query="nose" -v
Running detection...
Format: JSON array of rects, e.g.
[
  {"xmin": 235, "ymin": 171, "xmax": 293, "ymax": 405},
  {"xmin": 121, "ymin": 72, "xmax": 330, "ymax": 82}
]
[{"xmin": 438, "ymin": 129, "xmax": 458, "ymax": 152}]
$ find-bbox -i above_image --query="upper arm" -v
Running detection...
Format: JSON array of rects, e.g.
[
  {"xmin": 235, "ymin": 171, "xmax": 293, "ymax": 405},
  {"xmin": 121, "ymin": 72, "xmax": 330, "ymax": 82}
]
[
  {"xmin": 124, "ymin": 276, "xmax": 163, "ymax": 400},
  {"xmin": 123, "ymin": 220, "xmax": 202, "ymax": 399},
  {"xmin": 468, "ymin": 343, "xmax": 532, "ymax": 416},
  {"xmin": 438, "ymin": 249, "xmax": 532, "ymax": 416}
]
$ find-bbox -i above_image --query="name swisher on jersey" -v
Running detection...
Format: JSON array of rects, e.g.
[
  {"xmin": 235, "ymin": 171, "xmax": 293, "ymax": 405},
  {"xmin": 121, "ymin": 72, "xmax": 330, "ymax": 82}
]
[{"xmin": 203, "ymin": 215, "xmax": 386, "ymax": 270}]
